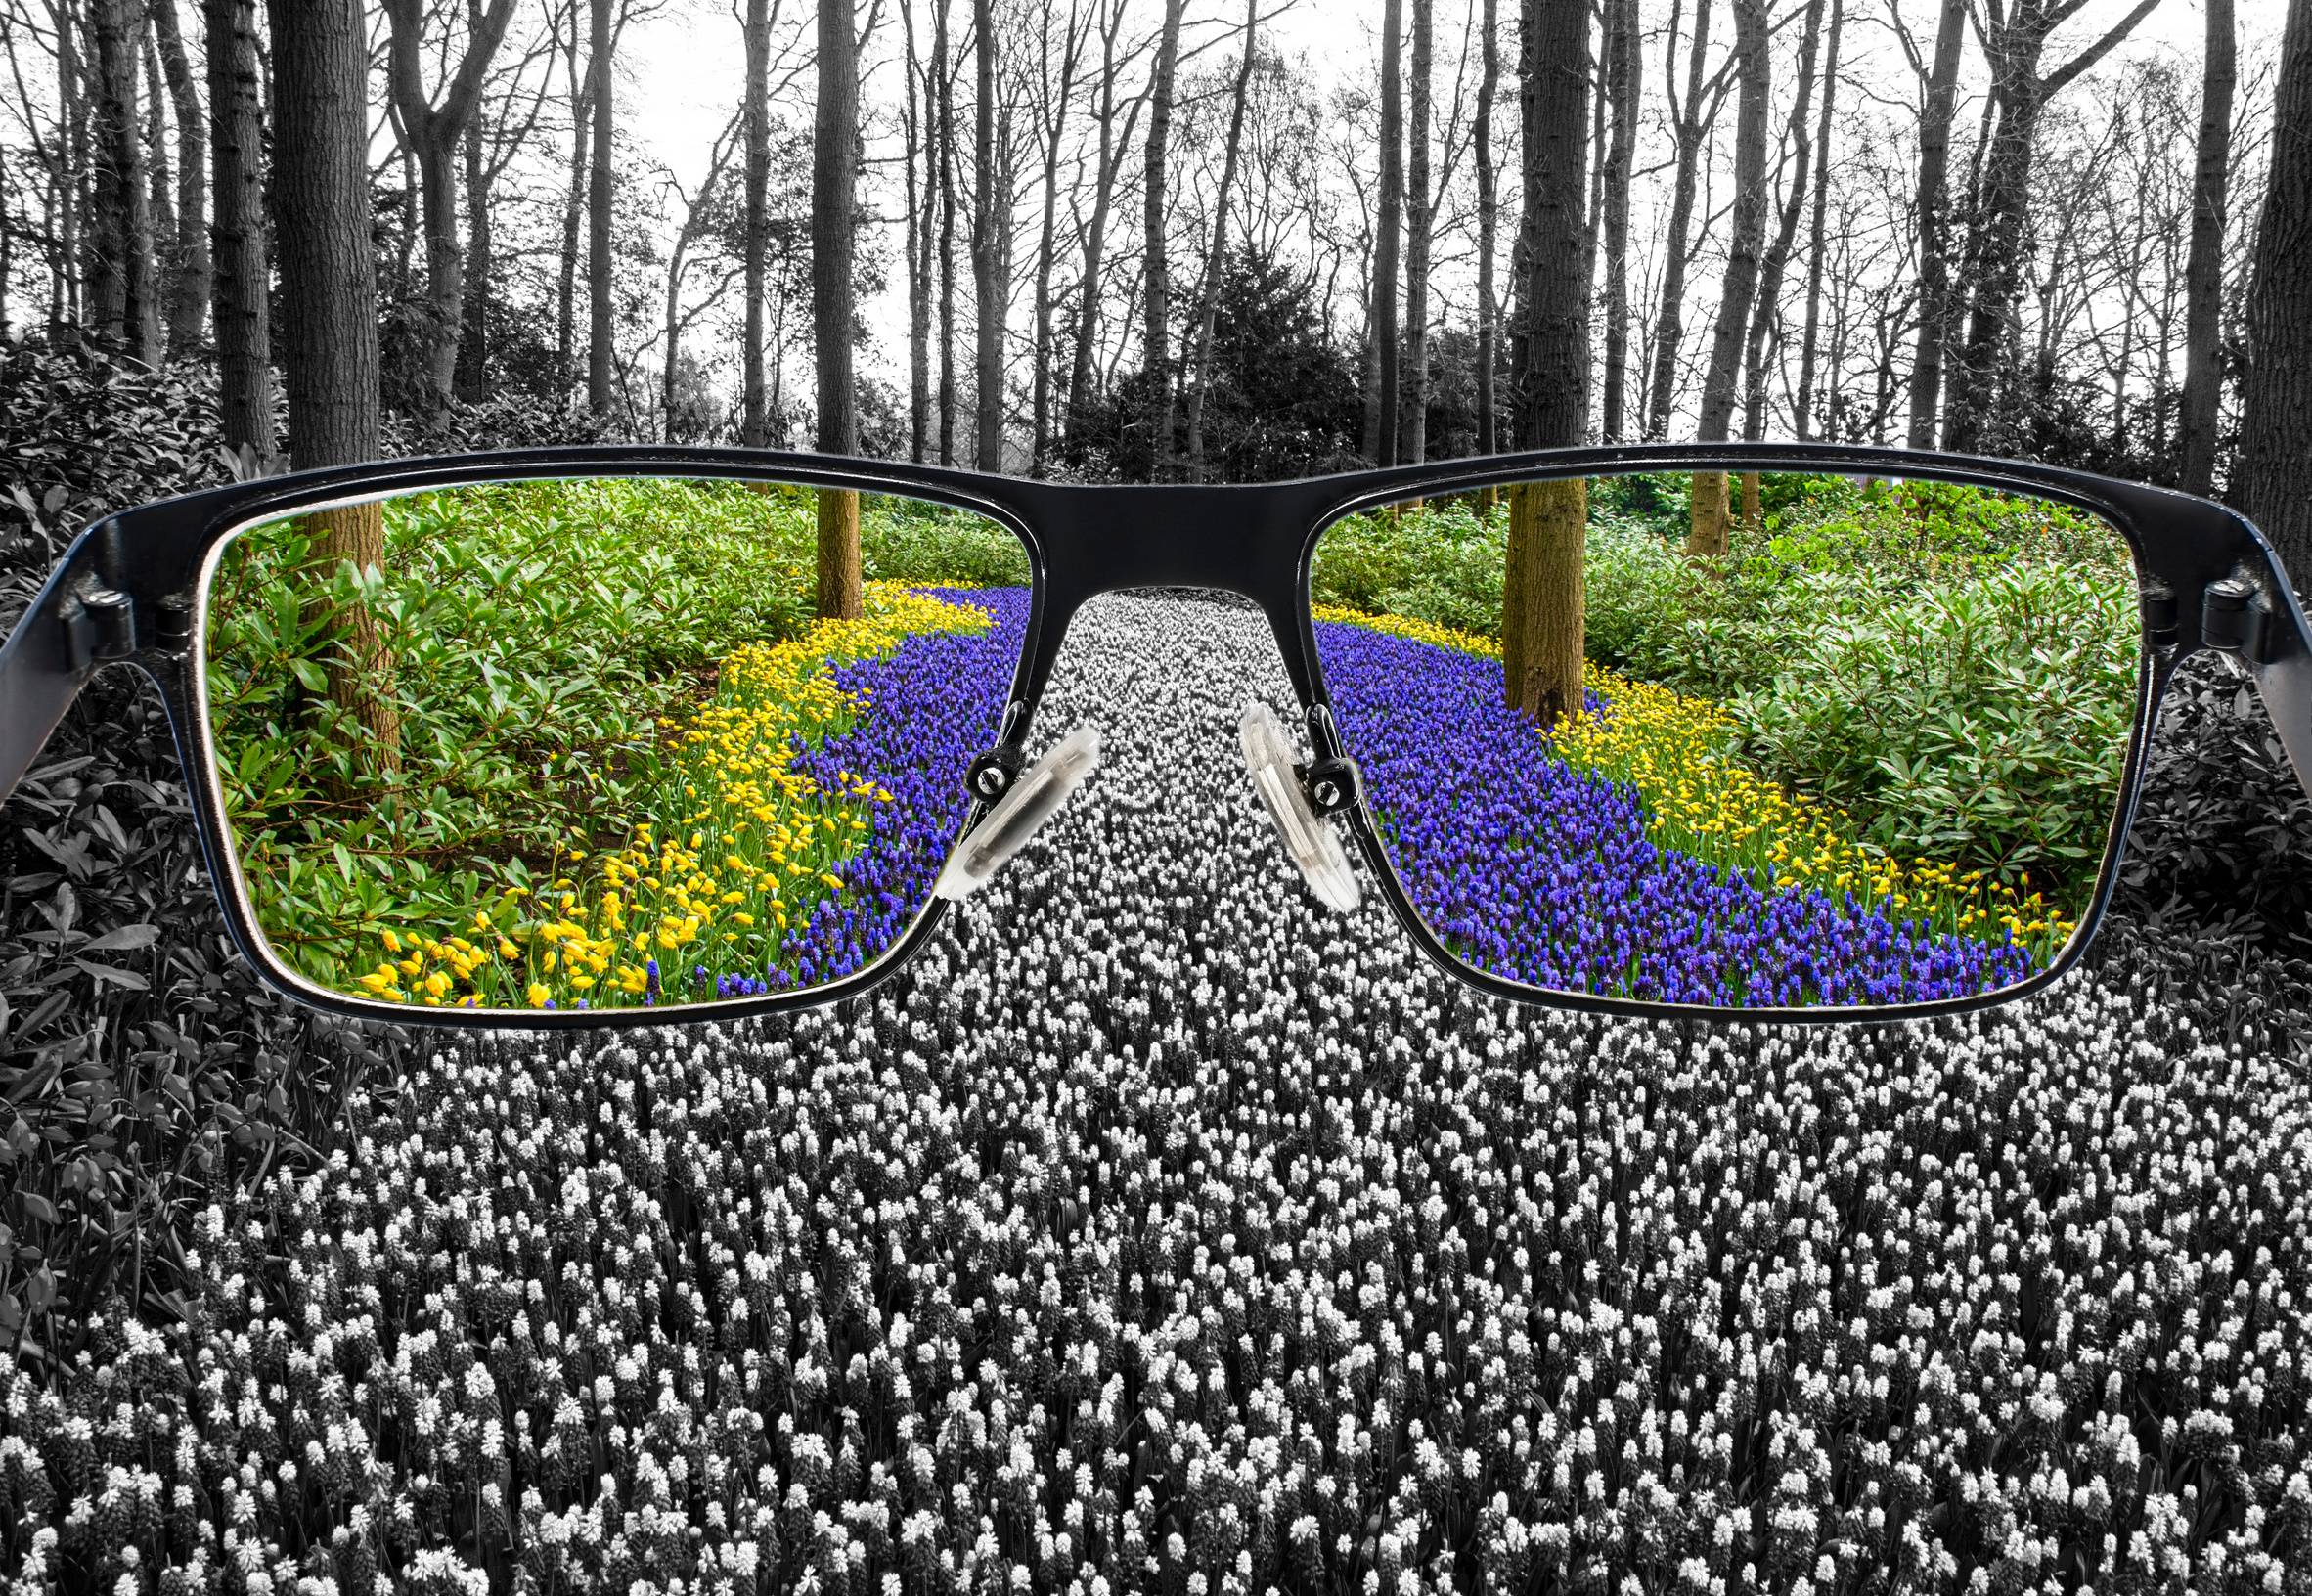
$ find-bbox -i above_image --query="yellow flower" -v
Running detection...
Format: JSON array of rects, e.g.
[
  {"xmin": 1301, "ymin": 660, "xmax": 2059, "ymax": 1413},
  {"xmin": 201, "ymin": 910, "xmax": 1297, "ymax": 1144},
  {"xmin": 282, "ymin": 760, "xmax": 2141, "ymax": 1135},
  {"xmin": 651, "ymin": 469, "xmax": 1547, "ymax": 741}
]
[
  {"xmin": 526, "ymin": 983, "xmax": 551, "ymax": 1008},
  {"xmin": 380, "ymin": 928, "xmax": 402, "ymax": 953}
]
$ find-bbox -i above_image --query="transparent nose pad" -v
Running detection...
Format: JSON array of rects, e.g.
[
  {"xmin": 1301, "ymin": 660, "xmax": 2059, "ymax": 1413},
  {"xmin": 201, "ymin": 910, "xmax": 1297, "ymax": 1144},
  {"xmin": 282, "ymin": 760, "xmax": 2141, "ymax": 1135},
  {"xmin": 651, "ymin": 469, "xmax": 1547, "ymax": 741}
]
[
  {"xmin": 933, "ymin": 723, "xmax": 1103, "ymax": 901},
  {"xmin": 1239, "ymin": 702, "xmax": 1361, "ymax": 913}
]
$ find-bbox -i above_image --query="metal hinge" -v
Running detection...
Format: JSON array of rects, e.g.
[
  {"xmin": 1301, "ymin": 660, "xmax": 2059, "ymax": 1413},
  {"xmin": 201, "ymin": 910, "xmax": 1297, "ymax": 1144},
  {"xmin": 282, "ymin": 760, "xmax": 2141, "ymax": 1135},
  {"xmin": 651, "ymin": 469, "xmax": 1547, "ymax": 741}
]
[
  {"xmin": 2202, "ymin": 576, "xmax": 2274, "ymax": 665},
  {"xmin": 57, "ymin": 588, "xmax": 187, "ymax": 671}
]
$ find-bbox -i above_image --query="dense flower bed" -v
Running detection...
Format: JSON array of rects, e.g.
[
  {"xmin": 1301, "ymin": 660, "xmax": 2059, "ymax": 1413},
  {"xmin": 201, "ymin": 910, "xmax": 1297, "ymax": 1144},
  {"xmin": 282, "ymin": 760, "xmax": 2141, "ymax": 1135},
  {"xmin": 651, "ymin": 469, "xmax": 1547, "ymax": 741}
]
[
  {"xmin": 1313, "ymin": 616, "xmax": 2066, "ymax": 1007},
  {"xmin": 0, "ymin": 595, "xmax": 2305, "ymax": 1596}
]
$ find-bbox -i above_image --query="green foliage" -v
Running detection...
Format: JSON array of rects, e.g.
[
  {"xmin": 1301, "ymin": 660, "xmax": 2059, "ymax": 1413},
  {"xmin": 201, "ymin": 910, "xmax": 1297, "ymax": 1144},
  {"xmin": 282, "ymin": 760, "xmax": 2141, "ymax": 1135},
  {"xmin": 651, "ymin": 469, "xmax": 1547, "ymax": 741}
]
[
  {"xmin": 863, "ymin": 495, "xmax": 1033, "ymax": 586},
  {"xmin": 1318, "ymin": 474, "xmax": 2144, "ymax": 894}
]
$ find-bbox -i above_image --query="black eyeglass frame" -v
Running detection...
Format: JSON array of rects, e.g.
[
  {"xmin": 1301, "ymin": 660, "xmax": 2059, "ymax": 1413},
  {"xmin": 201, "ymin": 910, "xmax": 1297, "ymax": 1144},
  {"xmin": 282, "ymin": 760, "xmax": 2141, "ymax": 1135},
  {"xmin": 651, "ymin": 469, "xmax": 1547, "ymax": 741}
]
[{"xmin": 1, "ymin": 440, "xmax": 2305, "ymax": 1031}]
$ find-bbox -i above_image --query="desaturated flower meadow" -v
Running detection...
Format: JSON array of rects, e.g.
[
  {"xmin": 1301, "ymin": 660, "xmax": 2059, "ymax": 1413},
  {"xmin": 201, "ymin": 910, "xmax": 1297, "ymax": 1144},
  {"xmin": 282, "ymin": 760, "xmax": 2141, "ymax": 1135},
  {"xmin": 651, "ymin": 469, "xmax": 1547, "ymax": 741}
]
[{"xmin": 1, "ymin": 593, "xmax": 2309, "ymax": 1596}]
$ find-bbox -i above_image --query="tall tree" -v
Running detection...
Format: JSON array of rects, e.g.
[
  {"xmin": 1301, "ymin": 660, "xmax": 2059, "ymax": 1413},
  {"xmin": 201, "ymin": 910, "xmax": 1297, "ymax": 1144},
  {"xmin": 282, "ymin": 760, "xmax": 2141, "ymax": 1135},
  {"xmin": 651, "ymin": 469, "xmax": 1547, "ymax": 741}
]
[
  {"xmin": 972, "ymin": 0, "xmax": 1007, "ymax": 471},
  {"xmin": 88, "ymin": 0, "xmax": 158, "ymax": 362},
  {"xmin": 1028, "ymin": 2, "xmax": 1088, "ymax": 475},
  {"xmin": 1501, "ymin": 0, "xmax": 1589, "ymax": 729},
  {"xmin": 816, "ymin": 0, "xmax": 865, "ymax": 618},
  {"xmin": 1374, "ymin": 0, "xmax": 1404, "ymax": 466},
  {"xmin": 742, "ymin": 0, "xmax": 775, "ymax": 448},
  {"xmin": 587, "ymin": 0, "xmax": 614, "ymax": 417},
  {"xmin": 1475, "ymin": 0, "xmax": 1501, "ymax": 457},
  {"xmin": 203, "ymin": 0, "xmax": 270, "ymax": 460},
  {"xmin": 1185, "ymin": 0, "xmax": 1259, "ymax": 479},
  {"xmin": 1901, "ymin": 0, "xmax": 1966, "ymax": 448},
  {"xmin": 1597, "ymin": 0, "xmax": 1638, "ymax": 442},
  {"xmin": 381, "ymin": 0, "xmax": 519, "ymax": 413},
  {"xmin": 1400, "ymin": 0, "xmax": 1432, "ymax": 465},
  {"xmin": 271, "ymin": 0, "xmax": 396, "ymax": 776},
  {"xmin": 149, "ymin": 0, "xmax": 207, "ymax": 357},
  {"xmin": 1793, "ymin": 0, "xmax": 1843, "ymax": 440},
  {"xmin": 2233, "ymin": 0, "xmax": 2312, "ymax": 588},
  {"xmin": 1643, "ymin": 0, "xmax": 1721, "ymax": 440},
  {"xmin": 1687, "ymin": 0, "xmax": 1767, "ymax": 562},
  {"xmin": 1942, "ymin": 0, "xmax": 2165, "ymax": 452},
  {"xmin": 1142, "ymin": 0, "xmax": 1186, "ymax": 479},
  {"xmin": 1741, "ymin": 0, "xmax": 1825, "ymax": 444},
  {"xmin": 554, "ymin": 0, "xmax": 592, "ymax": 398},
  {"xmin": 2179, "ymin": 0, "xmax": 2237, "ymax": 495},
  {"xmin": 938, "ymin": 0, "xmax": 960, "ymax": 465},
  {"xmin": 1065, "ymin": 0, "xmax": 1147, "ymax": 454}
]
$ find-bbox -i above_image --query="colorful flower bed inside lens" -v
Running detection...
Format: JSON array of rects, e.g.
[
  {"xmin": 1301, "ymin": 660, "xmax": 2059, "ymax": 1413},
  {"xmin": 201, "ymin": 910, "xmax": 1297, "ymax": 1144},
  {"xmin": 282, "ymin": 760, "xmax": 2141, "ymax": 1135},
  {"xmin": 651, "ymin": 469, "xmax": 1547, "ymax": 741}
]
[
  {"xmin": 1313, "ymin": 606, "xmax": 2076, "ymax": 1005},
  {"xmin": 351, "ymin": 584, "xmax": 1030, "ymax": 1010}
]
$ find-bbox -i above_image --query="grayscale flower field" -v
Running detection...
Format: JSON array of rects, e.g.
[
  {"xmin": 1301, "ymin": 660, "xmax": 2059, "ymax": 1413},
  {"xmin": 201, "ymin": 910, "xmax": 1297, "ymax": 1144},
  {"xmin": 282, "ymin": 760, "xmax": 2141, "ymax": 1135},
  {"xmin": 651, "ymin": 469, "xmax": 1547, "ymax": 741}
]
[{"xmin": 2, "ymin": 594, "xmax": 2308, "ymax": 1596}]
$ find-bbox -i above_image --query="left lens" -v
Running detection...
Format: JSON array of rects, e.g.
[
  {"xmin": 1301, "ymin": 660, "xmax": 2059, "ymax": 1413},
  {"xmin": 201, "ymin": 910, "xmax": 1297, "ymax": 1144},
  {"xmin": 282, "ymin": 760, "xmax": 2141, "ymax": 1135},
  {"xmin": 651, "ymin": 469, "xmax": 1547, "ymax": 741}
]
[
  {"xmin": 200, "ymin": 476, "xmax": 1032, "ymax": 1016},
  {"xmin": 1309, "ymin": 469, "xmax": 2146, "ymax": 1010}
]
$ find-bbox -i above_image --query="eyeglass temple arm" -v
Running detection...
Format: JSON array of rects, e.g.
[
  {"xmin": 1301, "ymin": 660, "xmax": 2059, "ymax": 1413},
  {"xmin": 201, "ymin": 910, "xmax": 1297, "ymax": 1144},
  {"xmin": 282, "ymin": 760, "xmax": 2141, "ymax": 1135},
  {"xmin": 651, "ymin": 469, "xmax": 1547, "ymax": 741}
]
[
  {"xmin": 0, "ymin": 546, "xmax": 124, "ymax": 807},
  {"xmin": 2239, "ymin": 598, "xmax": 2312, "ymax": 807}
]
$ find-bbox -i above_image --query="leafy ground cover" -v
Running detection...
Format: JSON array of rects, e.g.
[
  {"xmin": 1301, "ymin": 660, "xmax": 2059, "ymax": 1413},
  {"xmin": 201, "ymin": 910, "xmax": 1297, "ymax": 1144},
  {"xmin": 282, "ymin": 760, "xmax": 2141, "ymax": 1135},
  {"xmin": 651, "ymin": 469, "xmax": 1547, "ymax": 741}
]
[
  {"xmin": 3, "ymin": 595, "xmax": 2306, "ymax": 1596},
  {"xmin": 206, "ymin": 481, "xmax": 1030, "ymax": 1010}
]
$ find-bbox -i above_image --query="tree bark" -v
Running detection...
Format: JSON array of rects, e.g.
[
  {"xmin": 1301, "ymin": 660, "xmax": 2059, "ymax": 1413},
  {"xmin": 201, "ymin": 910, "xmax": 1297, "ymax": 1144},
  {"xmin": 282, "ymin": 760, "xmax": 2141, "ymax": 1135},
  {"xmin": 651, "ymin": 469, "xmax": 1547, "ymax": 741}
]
[
  {"xmin": 1185, "ymin": 0, "xmax": 1259, "ymax": 481},
  {"xmin": 1598, "ymin": 0, "xmax": 1637, "ymax": 442},
  {"xmin": 2180, "ymin": 0, "xmax": 2237, "ymax": 495},
  {"xmin": 587, "ymin": 0, "xmax": 614, "ymax": 417},
  {"xmin": 816, "ymin": 0, "xmax": 864, "ymax": 617},
  {"xmin": 1475, "ymin": 0, "xmax": 1501, "ymax": 457},
  {"xmin": 150, "ymin": 0, "xmax": 208, "ymax": 358},
  {"xmin": 1643, "ymin": 0, "xmax": 1716, "ymax": 441},
  {"xmin": 1689, "ymin": 0, "xmax": 1766, "ymax": 557},
  {"xmin": 1502, "ymin": 0, "xmax": 1589, "ymax": 728},
  {"xmin": 1741, "ymin": 0, "xmax": 1824, "ymax": 442},
  {"xmin": 1401, "ymin": 0, "xmax": 1432, "ymax": 466},
  {"xmin": 556, "ymin": 0, "xmax": 592, "ymax": 401},
  {"xmin": 972, "ymin": 0, "xmax": 1005, "ymax": 471},
  {"xmin": 270, "ymin": 0, "xmax": 395, "ymax": 777},
  {"xmin": 89, "ymin": 0, "xmax": 158, "ymax": 363},
  {"xmin": 202, "ymin": 0, "xmax": 270, "ymax": 459},
  {"xmin": 382, "ymin": 0, "xmax": 518, "ymax": 415},
  {"xmin": 1142, "ymin": 0, "xmax": 1185, "ymax": 480},
  {"xmin": 1029, "ymin": 6, "xmax": 1085, "ymax": 477},
  {"xmin": 1793, "ymin": 0, "xmax": 1842, "ymax": 440},
  {"xmin": 1065, "ymin": 0, "xmax": 1143, "ymax": 456},
  {"xmin": 1902, "ymin": 0, "xmax": 1965, "ymax": 449},
  {"xmin": 1374, "ymin": 0, "xmax": 1403, "ymax": 467},
  {"xmin": 938, "ymin": 0, "xmax": 959, "ymax": 465},
  {"xmin": 2233, "ymin": 0, "xmax": 2312, "ymax": 590},
  {"xmin": 743, "ymin": 0, "xmax": 774, "ymax": 448},
  {"xmin": 1943, "ymin": 0, "xmax": 2164, "ymax": 454}
]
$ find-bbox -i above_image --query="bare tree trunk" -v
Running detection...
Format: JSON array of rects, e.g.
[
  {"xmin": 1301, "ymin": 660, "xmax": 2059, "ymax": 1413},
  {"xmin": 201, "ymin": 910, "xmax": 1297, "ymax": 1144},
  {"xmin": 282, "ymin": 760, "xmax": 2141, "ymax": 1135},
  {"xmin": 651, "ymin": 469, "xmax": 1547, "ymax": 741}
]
[
  {"xmin": 743, "ymin": 0, "xmax": 774, "ymax": 448},
  {"xmin": 1643, "ymin": 0, "xmax": 1716, "ymax": 441},
  {"xmin": 1475, "ymin": 0, "xmax": 1501, "ymax": 458},
  {"xmin": 816, "ymin": 0, "xmax": 864, "ymax": 617},
  {"xmin": 89, "ymin": 0, "xmax": 158, "ymax": 362},
  {"xmin": 1065, "ymin": 0, "xmax": 1141, "ymax": 455},
  {"xmin": 1374, "ymin": 0, "xmax": 1403, "ymax": 467},
  {"xmin": 972, "ymin": 0, "xmax": 1005, "ymax": 471},
  {"xmin": 1401, "ymin": 0, "xmax": 1432, "ymax": 466},
  {"xmin": 938, "ymin": 0, "xmax": 959, "ymax": 466},
  {"xmin": 150, "ymin": 0, "xmax": 208, "ymax": 357},
  {"xmin": 1185, "ymin": 0, "xmax": 1258, "ymax": 481},
  {"xmin": 1945, "ymin": 0, "xmax": 2165, "ymax": 453},
  {"xmin": 556, "ymin": 0, "xmax": 592, "ymax": 401},
  {"xmin": 1741, "ymin": 0, "xmax": 1824, "ymax": 442},
  {"xmin": 456, "ymin": 8, "xmax": 492, "ymax": 404},
  {"xmin": 1142, "ymin": 0, "xmax": 1185, "ymax": 480},
  {"xmin": 382, "ymin": 0, "xmax": 518, "ymax": 415},
  {"xmin": 271, "ymin": 0, "xmax": 395, "ymax": 778},
  {"xmin": 1029, "ymin": 6, "xmax": 1085, "ymax": 477},
  {"xmin": 203, "ymin": 0, "xmax": 270, "ymax": 459},
  {"xmin": 1902, "ymin": 0, "xmax": 1965, "ymax": 449},
  {"xmin": 1793, "ymin": 0, "xmax": 1842, "ymax": 441},
  {"xmin": 2180, "ymin": 0, "xmax": 2237, "ymax": 495},
  {"xmin": 1598, "ymin": 0, "xmax": 1637, "ymax": 442},
  {"xmin": 1502, "ymin": 0, "xmax": 1589, "ymax": 728},
  {"xmin": 1689, "ymin": 0, "xmax": 1767, "ymax": 560},
  {"xmin": 2233, "ymin": 0, "xmax": 2312, "ymax": 587},
  {"xmin": 587, "ymin": 0, "xmax": 613, "ymax": 417}
]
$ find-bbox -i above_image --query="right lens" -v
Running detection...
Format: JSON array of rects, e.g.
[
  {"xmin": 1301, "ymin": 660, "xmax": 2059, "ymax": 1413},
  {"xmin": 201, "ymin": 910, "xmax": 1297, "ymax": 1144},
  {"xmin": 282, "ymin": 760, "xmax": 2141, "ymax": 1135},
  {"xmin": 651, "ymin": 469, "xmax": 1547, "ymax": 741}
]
[
  {"xmin": 200, "ymin": 476, "xmax": 1032, "ymax": 1015},
  {"xmin": 1310, "ymin": 469, "xmax": 2145, "ymax": 1010}
]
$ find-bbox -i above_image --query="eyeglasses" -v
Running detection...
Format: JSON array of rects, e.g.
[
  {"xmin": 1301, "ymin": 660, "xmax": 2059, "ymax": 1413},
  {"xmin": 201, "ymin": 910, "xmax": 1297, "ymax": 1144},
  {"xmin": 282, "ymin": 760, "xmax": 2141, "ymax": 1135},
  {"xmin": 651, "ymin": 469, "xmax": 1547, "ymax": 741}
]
[{"xmin": 2, "ymin": 441, "xmax": 2303, "ymax": 1029}]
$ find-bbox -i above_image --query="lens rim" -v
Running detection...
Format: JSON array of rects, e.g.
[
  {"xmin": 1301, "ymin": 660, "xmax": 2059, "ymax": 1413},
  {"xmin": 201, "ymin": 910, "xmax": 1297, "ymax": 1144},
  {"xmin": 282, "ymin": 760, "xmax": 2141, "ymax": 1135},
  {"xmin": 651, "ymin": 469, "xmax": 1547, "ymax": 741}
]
[
  {"xmin": 1293, "ymin": 449, "xmax": 2189, "ymax": 1024},
  {"xmin": 177, "ymin": 461, "xmax": 1047, "ymax": 1030}
]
